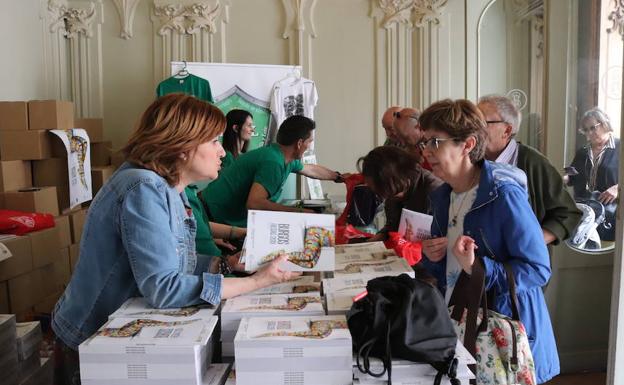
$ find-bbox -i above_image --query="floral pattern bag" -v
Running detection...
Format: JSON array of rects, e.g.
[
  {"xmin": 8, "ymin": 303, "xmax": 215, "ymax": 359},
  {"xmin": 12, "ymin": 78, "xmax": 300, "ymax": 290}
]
[{"xmin": 448, "ymin": 259, "xmax": 536, "ymax": 385}]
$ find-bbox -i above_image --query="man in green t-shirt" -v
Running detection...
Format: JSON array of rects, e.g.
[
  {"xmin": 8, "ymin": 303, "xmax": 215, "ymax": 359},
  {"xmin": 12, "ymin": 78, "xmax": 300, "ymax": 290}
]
[{"xmin": 202, "ymin": 115, "xmax": 345, "ymax": 227}]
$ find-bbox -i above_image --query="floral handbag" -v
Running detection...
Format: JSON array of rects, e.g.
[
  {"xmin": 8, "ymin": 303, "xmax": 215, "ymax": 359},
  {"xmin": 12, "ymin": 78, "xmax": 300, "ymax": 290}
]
[{"xmin": 448, "ymin": 259, "xmax": 536, "ymax": 385}]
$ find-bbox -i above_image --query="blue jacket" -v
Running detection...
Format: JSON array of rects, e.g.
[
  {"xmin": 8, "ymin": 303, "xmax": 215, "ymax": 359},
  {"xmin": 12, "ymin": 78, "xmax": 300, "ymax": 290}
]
[
  {"xmin": 422, "ymin": 160, "xmax": 559, "ymax": 384},
  {"xmin": 52, "ymin": 163, "xmax": 223, "ymax": 350}
]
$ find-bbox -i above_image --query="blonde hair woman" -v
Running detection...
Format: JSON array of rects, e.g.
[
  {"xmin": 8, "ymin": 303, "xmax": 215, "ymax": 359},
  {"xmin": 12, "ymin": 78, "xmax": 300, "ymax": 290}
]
[{"xmin": 52, "ymin": 94, "xmax": 296, "ymax": 384}]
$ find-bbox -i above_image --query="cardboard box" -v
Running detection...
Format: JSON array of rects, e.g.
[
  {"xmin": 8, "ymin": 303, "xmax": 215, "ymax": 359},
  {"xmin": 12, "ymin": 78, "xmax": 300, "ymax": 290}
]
[
  {"xmin": 27, "ymin": 100, "xmax": 74, "ymax": 130},
  {"xmin": 91, "ymin": 141, "xmax": 112, "ymax": 166},
  {"xmin": 33, "ymin": 290, "xmax": 62, "ymax": 314},
  {"xmin": 28, "ymin": 227, "xmax": 62, "ymax": 269},
  {"xmin": 0, "ymin": 236, "xmax": 33, "ymax": 281},
  {"xmin": 0, "ymin": 101, "xmax": 29, "ymax": 131},
  {"xmin": 32, "ymin": 158, "xmax": 72, "ymax": 210},
  {"xmin": 0, "ymin": 130, "xmax": 55, "ymax": 161},
  {"xmin": 91, "ymin": 166, "xmax": 115, "ymax": 195},
  {"xmin": 0, "ymin": 281, "xmax": 9, "ymax": 313},
  {"xmin": 2, "ymin": 187, "xmax": 59, "ymax": 216},
  {"xmin": 69, "ymin": 243, "xmax": 80, "ymax": 272},
  {"xmin": 69, "ymin": 209, "xmax": 87, "ymax": 244},
  {"xmin": 8, "ymin": 270, "xmax": 44, "ymax": 314},
  {"xmin": 0, "ymin": 160, "xmax": 32, "ymax": 192},
  {"xmin": 74, "ymin": 118, "xmax": 104, "ymax": 142},
  {"xmin": 40, "ymin": 254, "xmax": 70, "ymax": 294},
  {"xmin": 55, "ymin": 215, "xmax": 71, "ymax": 248}
]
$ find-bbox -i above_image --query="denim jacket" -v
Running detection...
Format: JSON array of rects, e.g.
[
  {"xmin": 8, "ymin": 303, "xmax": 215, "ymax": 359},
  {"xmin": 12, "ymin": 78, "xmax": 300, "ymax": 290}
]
[
  {"xmin": 52, "ymin": 163, "xmax": 223, "ymax": 350},
  {"xmin": 422, "ymin": 160, "xmax": 559, "ymax": 384}
]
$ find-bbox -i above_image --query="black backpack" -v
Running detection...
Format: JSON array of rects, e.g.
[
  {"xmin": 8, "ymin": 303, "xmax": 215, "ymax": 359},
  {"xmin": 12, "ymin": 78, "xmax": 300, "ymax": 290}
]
[{"xmin": 347, "ymin": 274, "xmax": 460, "ymax": 385}]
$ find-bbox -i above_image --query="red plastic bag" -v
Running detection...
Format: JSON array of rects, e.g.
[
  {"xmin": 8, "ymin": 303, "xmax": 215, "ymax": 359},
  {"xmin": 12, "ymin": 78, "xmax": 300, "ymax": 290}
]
[
  {"xmin": 385, "ymin": 232, "xmax": 423, "ymax": 266},
  {"xmin": 335, "ymin": 224, "xmax": 374, "ymax": 245},
  {"xmin": 0, "ymin": 210, "xmax": 55, "ymax": 236}
]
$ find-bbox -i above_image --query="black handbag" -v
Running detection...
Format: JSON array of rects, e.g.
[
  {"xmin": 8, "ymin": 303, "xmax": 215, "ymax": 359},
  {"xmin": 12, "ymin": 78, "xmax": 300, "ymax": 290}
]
[{"xmin": 347, "ymin": 274, "xmax": 461, "ymax": 385}]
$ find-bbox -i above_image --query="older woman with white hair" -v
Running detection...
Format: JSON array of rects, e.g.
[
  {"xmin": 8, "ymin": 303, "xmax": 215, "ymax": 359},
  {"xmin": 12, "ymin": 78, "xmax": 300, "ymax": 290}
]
[
  {"xmin": 477, "ymin": 95, "xmax": 580, "ymax": 247},
  {"xmin": 567, "ymin": 107, "xmax": 619, "ymax": 204}
]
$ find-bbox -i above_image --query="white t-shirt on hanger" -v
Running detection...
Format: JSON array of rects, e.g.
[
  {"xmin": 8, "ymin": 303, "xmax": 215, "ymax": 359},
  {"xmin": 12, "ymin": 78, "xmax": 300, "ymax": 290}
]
[{"xmin": 270, "ymin": 77, "xmax": 319, "ymax": 128}]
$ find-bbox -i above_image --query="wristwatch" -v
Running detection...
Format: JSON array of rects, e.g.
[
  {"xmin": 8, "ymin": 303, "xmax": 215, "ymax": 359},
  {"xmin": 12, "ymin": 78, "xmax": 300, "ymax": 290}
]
[{"xmin": 334, "ymin": 171, "xmax": 344, "ymax": 183}]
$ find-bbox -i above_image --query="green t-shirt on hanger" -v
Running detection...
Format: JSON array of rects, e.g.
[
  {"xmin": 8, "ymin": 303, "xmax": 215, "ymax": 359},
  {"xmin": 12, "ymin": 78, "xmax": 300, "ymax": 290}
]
[{"xmin": 156, "ymin": 74, "xmax": 214, "ymax": 103}]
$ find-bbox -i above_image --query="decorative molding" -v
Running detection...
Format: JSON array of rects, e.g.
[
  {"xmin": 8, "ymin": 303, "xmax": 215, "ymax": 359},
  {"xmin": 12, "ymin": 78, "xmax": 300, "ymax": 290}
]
[
  {"xmin": 607, "ymin": 0, "xmax": 624, "ymax": 38},
  {"xmin": 511, "ymin": 0, "xmax": 544, "ymax": 59},
  {"xmin": 153, "ymin": 2, "xmax": 221, "ymax": 36},
  {"xmin": 378, "ymin": 0, "xmax": 448, "ymax": 29},
  {"xmin": 151, "ymin": 0, "xmax": 230, "ymax": 84},
  {"xmin": 282, "ymin": 0, "xmax": 317, "ymax": 77},
  {"xmin": 112, "ymin": 0, "xmax": 141, "ymax": 39},
  {"xmin": 48, "ymin": 0, "xmax": 97, "ymax": 38}
]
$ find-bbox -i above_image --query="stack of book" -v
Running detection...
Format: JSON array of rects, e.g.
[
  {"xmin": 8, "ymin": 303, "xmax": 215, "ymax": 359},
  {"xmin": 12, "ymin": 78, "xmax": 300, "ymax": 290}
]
[
  {"xmin": 16, "ymin": 321, "xmax": 43, "ymax": 383},
  {"xmin": 0, "ymin": 314, "xmax": 17, "ymax": 385},
  {"xmin": 246, "ymin": 275, "xmax": 320, "ymax": 296},
  {"xmin": 331, "ymin": 242, "xmax": 414, "ymax": 278},
  {"xmin": 220, "ymin": 293, "xmax": 325, "ymax": 359},
  {"xmin": 234, "ymin": 316, "xmax": 352, "ymax": 385},
  {"xmin": 322, "ymin": 275, "xmax": 371, "ymax": 315},
  {"xmin": 353, "ymin": 341, "xmax": 476, "ymax": 385},
  {"xmin": 79, "ymin": 298, "xmax": 218, "ymax": 385}
]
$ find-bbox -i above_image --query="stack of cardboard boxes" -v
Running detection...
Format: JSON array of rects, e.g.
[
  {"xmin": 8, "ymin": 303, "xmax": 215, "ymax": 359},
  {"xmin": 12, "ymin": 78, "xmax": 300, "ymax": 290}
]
[{"xmin": 0, "ymin": 100, "xmax": 109, "ymax": 319}]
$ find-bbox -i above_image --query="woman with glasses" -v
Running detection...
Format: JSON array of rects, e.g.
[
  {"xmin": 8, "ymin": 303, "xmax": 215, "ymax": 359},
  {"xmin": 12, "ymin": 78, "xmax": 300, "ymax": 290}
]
[
  {"xmin": 222, "ymin": 109, "xmax": 256, "ymax": 168},
  {"xmin": 419, "ymin": 99, "xmax": 558, "ymax": 384},
  {"xmin": 357, "ymin": 146, "xmax": 442, "ymax": 247},
  {"xmin": 566, "ymin": 107, "xmax": 619, "ymax": 205}
]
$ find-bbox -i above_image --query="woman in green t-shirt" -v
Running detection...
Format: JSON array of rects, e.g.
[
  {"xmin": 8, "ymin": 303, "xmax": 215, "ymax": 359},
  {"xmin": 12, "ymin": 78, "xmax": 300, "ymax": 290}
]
[{"xmin": 222, "ymin": 109, "xmax": 255, "ymax": 168}]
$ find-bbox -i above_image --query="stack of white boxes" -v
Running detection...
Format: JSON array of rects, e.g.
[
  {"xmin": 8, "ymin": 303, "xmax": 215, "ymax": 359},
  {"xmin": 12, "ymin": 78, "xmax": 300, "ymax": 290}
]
[
  {"xmin": 0, "ymin": 314, "xmax": 17, "ymax": 385},
  {"xmin": 234, "ymin": 316, "xmax": 352, "ymax": 385},
  {"xmin": 79, "ymin": 297, "xmax": 219, "ymax": 385},
  {"xmin": 16, "ymin": 322, "xmax": 43, "ymax": 384},
  {"xmin": 220, "ymin": 292, "xmax": 325, "ymax": 359},
  {"xmin": 353, "ymin": 341, "xmax": 476, "ymax": 384}
]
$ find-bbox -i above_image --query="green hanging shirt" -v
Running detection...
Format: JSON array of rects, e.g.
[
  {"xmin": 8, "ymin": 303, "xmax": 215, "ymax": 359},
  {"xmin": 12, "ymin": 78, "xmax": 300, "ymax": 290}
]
[
  {"xmin": 185, "ymin": 185, "xmax": 222, "ymax": 257},
  {"xmin": 156, "ymin": 74, "xmax": 214, "ymax": 103},
  {"xmin": 203, "ymin": 144, "xmax": 303, "ymax": 227}
]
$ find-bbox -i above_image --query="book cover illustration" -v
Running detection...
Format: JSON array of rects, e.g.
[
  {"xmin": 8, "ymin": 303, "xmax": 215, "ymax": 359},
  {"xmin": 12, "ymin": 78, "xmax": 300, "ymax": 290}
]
[
  {"xmin": 244, "ymin": 210, "xmax": 335, "ymax": 271},
  {"xmin": 239, "ymin": 296, "xmax": 321, "ymax": 312},
  {"xmin": 109, "ymin": 297, "xmax": 216, "ymax": 321},
  {"xmin": 246, "ymin": 275, "xmax": 320, "ymax": 296},
  {"xmin": 239, "ymin": 316, "xmax": 350, "ymax": 341},
  {"xmin": 398, "ymin": 208, "xmax": 433, "ymax": 241}
]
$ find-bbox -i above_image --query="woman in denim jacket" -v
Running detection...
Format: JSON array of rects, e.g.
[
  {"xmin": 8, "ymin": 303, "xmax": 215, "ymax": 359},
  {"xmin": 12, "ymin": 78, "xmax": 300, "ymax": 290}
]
[
  {"xmin": 52, "ymin": 94, "xmax": 297, "ymax": 383},
  {"xmin": 419, "ymin": 99, "xmax": 558, "ymax": 383}
]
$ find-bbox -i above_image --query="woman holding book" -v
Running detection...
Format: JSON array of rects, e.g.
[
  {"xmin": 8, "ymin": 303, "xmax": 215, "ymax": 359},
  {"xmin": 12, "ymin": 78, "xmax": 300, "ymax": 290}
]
[
  {"xmin": 358, "ymin": 146, "xmax": 442, "ymax": 244},
  {"xmin": 52, "ymin": 94, "xmax": 298, "ymax": 385}
]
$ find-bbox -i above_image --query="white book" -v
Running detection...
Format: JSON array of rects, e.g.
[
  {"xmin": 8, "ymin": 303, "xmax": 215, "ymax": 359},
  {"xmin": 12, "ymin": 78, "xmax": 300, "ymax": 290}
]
[
  {"xmin": 79, "ymin": 316, "xmax": 218, "ymax": 385},
  {"xmin": 236, "ymin": 370, "xmax": 352, "ymax": 385},
  {"xmin": 16, "ymin": 321, "xmax": 42, "ymax": 361},
  {"xmin": 82, "ymin": 363, "xmax": 233, "ymax": 385},
  {"xmin": 203, "ymin": 363, "xmax": 231, "ymax": 385},
  {"xmin": 335, "ymin": 242, "xmax": 397, "ymax": 270},
  {"xmin": 243, "ymin": 210, "xmax": 335, "ymax": 272},
  {"xmin": 325, "ymin": 289, "xmax": 364, "ymax": 315},
  {"xmin": 333, "ymin": 257, "xmax": 414, "ymax": 278},
  {"xmin": 109, "ymin": 297, "xmax": 217, "ymax": 321},
  {"xmin": 235, "ymin": 316, "xmax": 352, "ymax": 384},
  {"xmin": 398, "ymin": 209, "xmax": 433, "ymax": 241},
  {"xmin": 245, "ymin": 275, "xmax": 320, "ymax": 296},
  {"xmin": 322, "ymin": 275, "xmax": 373, "ymax": 294}
]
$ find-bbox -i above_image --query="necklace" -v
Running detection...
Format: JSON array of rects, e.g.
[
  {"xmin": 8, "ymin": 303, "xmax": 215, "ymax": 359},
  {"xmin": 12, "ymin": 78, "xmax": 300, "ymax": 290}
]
[{"xmin": 449, "ymin": 169, "xmax": 480, "ymax": 227}]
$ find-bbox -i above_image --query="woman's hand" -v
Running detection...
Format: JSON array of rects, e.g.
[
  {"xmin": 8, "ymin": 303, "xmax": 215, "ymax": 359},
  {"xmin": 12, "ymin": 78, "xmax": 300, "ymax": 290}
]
[
  {"xmin": 215, "ymin": 239, "xmax": 237, "ymax": 251},
  {"xmin": 225, "ymin": 251, "xmax": 245, "ymax": 272},
  {"xmin": 453, "ymin": 235, "xmax": 477, "ymax": 274},
  {"xmin": 253, "ymin": 254, "xmax": 302, "ymax": 287},
  {"xmin": 422, "ymin": 237, "xmax": 448, "ymax": 262},
  {"xmin": 599, "ymin": 184, "xmax": 618, "ymax": 205}
]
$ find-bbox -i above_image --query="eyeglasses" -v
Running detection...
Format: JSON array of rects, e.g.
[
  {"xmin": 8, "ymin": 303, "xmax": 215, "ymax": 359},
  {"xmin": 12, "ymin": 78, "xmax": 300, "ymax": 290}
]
[
  {"xmin": 417, "ymin": 137, "xmax": 461, "ymax": 151},
  {"xmin": 486, "ymin": 120, "xmax": 506, "ymax": 125},
  {"xmin": 393, "ymin": 111, "xmax": 419, "ymax": 120},
  {"xmin": 579, "ymin": 122, "xmax": 601, "ymax": 134}
]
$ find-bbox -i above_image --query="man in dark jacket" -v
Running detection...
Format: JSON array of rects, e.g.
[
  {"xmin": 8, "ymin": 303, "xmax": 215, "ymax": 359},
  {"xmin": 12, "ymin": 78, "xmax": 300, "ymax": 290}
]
[{"xmin": 478, "ymin": 95, "xmax": 581, "ymax": 247}]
